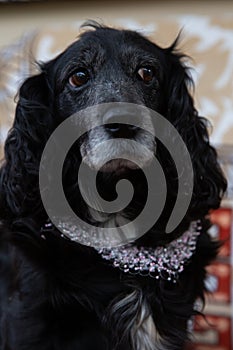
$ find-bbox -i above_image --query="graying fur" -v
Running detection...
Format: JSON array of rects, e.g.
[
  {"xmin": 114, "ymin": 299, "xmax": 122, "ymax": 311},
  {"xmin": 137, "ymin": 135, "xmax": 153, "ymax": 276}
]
[{"xmin": 105, "ymin": 289, "xmax": 167, "ymax": 350}]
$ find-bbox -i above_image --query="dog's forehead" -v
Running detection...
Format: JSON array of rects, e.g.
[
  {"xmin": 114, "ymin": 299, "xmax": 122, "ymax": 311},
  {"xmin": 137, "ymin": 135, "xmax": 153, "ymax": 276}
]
[{"xmin": 58, "ymin": 29, "xmax": 162, "ymax": 66}]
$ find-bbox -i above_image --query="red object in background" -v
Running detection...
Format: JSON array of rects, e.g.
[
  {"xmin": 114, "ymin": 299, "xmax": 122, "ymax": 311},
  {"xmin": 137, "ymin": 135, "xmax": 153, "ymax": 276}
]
[
  {"xmin": 207, "ymin": 208, "xmax": 232, "ymax": 304},
  {"xmin": 206, "ymin": 262, "xmax": 231, "ymax": 304},
  {"xmin": 191, "ymin": 208, "xmax": 233, "ymax": 350},
  {"xmin": 210, "ymin": 208, "xmax": 232, "ymax": 257},
  {"xmin": 193, "ymin": 315, "xmax": 232, "ymax": 350}
]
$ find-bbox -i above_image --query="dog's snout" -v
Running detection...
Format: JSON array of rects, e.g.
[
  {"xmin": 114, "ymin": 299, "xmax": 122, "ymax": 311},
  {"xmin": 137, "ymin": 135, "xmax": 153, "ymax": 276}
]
[{"xmin": 103, "ymin": 108, "xmax": 141, "ymax": 138}]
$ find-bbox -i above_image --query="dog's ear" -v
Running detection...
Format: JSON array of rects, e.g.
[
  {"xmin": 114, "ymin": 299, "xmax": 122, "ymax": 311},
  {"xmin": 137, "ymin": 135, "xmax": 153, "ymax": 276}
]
[
  {"xmin": 0, "ymin": 72, "xmax": 53, "ymax": 219},
  {"xmin": 164, "ymin": 42, "xmax": 227, "ymax": 217}
]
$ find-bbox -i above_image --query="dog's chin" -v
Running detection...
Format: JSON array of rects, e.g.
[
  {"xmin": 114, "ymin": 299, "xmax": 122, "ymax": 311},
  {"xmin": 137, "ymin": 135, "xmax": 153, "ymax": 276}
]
[
  {"xmin": 99, "ymin": 159, "xmax": 139, "ymax": 175},
  {"xmin": 82, "ymin": 157, "xmax": 154, "ymax": 176}
]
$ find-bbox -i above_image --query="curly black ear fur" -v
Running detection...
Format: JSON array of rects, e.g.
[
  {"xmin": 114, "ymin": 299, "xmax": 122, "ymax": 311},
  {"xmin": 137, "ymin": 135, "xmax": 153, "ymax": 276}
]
[
  {"xmin": 0, "ymin": 72, "xmax": 53, "ymax": 221},
  {"xmin": 163, "ymin": 40, "xmax": 227, "ymax": 218}
]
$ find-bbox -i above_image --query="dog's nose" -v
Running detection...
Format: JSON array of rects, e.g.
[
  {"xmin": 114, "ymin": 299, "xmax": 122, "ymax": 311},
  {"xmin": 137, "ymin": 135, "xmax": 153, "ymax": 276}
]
[{"xmin": 103, "ymin": 109, "xmax": 140, "ymax": 138}]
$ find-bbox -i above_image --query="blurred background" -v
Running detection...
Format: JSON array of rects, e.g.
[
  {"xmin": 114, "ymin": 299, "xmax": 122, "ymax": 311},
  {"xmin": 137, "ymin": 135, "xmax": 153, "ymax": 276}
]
[{"xmin": 0, "ymin": 1, "xmax": 232, "ymax": 349}]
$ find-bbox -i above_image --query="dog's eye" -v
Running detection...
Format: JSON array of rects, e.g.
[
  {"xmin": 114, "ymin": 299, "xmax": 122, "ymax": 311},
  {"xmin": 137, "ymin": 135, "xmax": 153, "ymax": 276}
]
[
  {"xmin": 69, "ymin": 69, "xmax": 89, "ymax": 87},
  {"xmin": 137, "ymin": 67, "xmax": 155, "ymax": 84}
]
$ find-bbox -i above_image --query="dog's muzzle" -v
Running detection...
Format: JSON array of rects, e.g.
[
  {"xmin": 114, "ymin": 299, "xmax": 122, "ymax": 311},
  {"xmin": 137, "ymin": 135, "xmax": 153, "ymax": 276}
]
[{"xmin": 80, "ymin": 104, "xmax": 156, "ymax": 172}]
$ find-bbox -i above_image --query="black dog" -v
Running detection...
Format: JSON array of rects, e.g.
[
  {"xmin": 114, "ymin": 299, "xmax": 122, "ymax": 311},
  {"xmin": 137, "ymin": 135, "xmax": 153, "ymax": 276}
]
[{"xmin": 0, "ymin": 22, "xmax": 227, "ymax": 350}]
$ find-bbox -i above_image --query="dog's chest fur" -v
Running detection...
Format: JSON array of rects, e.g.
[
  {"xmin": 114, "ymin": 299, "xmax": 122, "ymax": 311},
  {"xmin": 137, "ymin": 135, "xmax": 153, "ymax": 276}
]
[
  {"xmin": 36, "ymin": 232, "xmax": 168, "ymax": 350},
  {"xmin": 110, "ymin": 290, "xmax": 164, "ymax": 350}
]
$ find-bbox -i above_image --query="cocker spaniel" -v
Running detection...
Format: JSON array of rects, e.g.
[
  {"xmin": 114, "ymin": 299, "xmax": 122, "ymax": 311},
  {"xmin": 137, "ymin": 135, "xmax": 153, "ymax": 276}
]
[{"xmin": 0, "ymin": 22, "xmax": 227, "ymax": 350}]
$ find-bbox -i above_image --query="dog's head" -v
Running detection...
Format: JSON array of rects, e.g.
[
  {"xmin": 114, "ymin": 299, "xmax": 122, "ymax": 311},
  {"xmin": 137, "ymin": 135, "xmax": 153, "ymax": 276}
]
[
  {"xmin": 41, "ymin": 24, "xmax": 166, "ymax": 173},
  {"xmin": 0, "ymin": 22, "xmax": 227, "ymax": 240}
]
